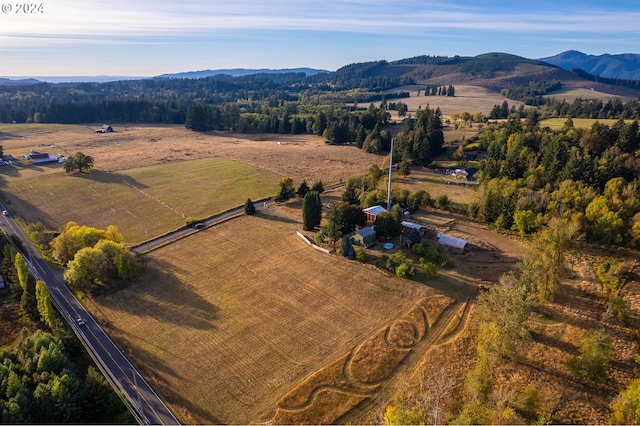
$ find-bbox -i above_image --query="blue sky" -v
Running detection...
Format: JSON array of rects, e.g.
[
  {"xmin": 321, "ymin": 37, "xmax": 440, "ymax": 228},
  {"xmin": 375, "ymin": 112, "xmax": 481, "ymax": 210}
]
[{"xmin": 1, "ymin": 0, "xmax": 639, "ymax": 78}]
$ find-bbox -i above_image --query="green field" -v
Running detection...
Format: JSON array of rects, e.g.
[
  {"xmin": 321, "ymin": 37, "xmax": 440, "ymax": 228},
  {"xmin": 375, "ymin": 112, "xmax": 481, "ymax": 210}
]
[
  {"xmin": 0, "ymin": 157, "xmax": 280, "ymax": 243},
  {"xmin": 541, "ymin": 117, "xmax": 632, "ymax": 130}
]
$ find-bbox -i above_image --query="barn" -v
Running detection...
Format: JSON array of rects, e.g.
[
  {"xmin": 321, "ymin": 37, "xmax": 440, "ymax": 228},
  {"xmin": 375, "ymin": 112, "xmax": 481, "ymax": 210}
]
[
  {"xmin": 436, "ymin": 232, "xmax": 468, "ymax": 251},
  {"xmin": 363, "ymin": 205, "xmax": 387, "ymax": 222},
  {"xmin": 25, "ymin": 152, "xmax": 59, "ymax": 164},
  {"xmin": 349, "ymin": 226, "xmax": 376, "ymax": 246}
]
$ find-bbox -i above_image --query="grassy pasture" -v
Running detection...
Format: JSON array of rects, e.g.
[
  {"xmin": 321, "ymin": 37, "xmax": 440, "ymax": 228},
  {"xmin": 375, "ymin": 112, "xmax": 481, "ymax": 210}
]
[
  {"xmin": 89, "ymin": 214, "xmax": 435, "ymax": 424},
  {"xmin": 541, "ymin": 117, "xmax": 632, "ymax": 130},
  {"xmin": 546, "ymin": 87, "xmax": 634, "ymax": 102},
  {"xmin": 0, "ymin": 157, "xmax": 280, "ymax": 243}
]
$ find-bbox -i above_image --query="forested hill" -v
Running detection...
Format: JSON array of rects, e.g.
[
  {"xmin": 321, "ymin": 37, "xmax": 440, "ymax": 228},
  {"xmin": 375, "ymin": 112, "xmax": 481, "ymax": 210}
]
[
  {"xmin": 540, "ymin": 50, "xmax": 640, "ymax": 80},
  {"xmin": 0, "ymin": 52, "xmax": 634, "ymax": 125}
]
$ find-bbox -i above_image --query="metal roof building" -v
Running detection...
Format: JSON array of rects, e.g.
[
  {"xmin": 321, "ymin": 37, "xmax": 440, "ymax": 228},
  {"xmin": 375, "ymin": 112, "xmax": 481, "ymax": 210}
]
[{"xmin": 436, "ymin": 232, "xmax": 468, "ymax": 250}]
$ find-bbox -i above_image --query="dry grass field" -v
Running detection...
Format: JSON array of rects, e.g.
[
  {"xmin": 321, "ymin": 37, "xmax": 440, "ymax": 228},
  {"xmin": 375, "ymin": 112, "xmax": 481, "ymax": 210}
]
[
  {"xmin": 0, "ymin": 124, "xmax": 380, "ymax": 185},
  {"xmin": 383, "ymin": 85, "xmax": 525, "ymax": 119},
  {"xmin": 547, "ymin": 87, "xmax": 634, "ymax": 102},
  {"xmin": 88, "ymin": 214, "xmax": 440, "ymax": 424},
  {"xmin": 3, "ymin": 108, "xmax": 640, "ymax": 424},
  {"xmin": 0, "ymin": 124, "xmax": 383, "ymax": 241}
]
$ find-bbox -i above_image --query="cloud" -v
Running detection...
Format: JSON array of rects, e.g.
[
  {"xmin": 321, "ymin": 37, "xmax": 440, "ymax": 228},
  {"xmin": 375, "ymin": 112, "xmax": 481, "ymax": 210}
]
[{"xmin": 1, "ymin": 0, "xmax": 638, "ymax": 46}]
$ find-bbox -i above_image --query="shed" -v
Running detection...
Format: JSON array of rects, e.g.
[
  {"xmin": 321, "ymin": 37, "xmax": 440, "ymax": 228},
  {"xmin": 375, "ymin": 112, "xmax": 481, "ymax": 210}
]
[
  {"xmin": 436, "ymin": 232, "xmax": 468, "ymax": 251},
  {"xmin": 401, "ymin": 221, "xmax": 427, "ymax": 236},
  {"xmin": 363, "ymin": 205, "xmax": 387, "ymax": 222},
  {"xmin": 350, "ymin": 226, "xmax": 376, "ymax": 246},
  {"xmin": 96, "ymin": 124, "xmax": 113, "ymax": 133}
]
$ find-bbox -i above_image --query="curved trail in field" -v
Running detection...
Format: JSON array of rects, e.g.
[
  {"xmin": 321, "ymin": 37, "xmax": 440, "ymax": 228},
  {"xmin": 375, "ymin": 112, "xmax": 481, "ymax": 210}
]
[{"xmin": 260, "ymin": 295, "xmax": 473, "ymax": 424}]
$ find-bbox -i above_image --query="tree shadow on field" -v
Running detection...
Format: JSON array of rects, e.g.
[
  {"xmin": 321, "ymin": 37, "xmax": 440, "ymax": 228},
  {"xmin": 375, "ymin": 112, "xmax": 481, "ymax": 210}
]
[
  {"xmin": 73, "ymin": 169, "xmax": 150, "ymax": 189},
  {"xmin": 98, "ymin": 258, "xmax": 220, "ymax": 331},
  {"xmin": 256, "ymin": 211, "xmax": 301, "ymax": 225}
]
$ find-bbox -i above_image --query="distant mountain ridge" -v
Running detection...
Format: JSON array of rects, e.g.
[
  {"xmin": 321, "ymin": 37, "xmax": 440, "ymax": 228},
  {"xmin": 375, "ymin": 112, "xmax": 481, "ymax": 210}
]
[
  {"xmin": 539, "ymin": 50, "xmax": 640, "ymax": 80},
  {"xmin": 0, "ymin": 68, "xmax": 329, "ymax": 84},
  {"xmin": 154, "ymin": 68, "xmax": 328, "ymax": 79}
]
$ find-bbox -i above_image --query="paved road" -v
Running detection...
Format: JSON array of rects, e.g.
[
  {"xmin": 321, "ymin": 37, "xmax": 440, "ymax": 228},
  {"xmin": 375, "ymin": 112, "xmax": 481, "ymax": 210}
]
[
  {"xmin": 132, "ymin": 184, "xmax": 345, "ymax": 255},
  {"xmin": 0, "ymin": 208, "xmax": 180, "ymax": 425}
]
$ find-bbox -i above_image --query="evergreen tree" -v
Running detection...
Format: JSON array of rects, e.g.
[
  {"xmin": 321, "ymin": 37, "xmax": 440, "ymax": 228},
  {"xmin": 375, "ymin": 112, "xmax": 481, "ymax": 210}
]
[
  {"xmin": 302, "ymin": 191, "xmax": 322, "ymax": 231},
  {"xmin": 311, "ymin": 180, "xmax": 324, "ymax": 194},
  {"xmin": 447, "ymin": 85, "xmax": 455, "ymax": 97},
  {"xmin": 244, "ymin": 198, "xmax": 256, "ymax": 215},
  {"xmin": 296, "ymin": 180, "xmax": 310, "ymax": 198},
  {"xmin": 341, "ymin": 236, "xmax": 356, "ymax": 260}
]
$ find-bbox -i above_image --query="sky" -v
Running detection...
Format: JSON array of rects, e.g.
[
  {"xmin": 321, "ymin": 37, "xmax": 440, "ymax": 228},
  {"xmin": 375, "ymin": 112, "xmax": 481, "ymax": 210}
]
[{"xmin": 1, "ymin": 0, "xmax": 640, "ymax": 78}]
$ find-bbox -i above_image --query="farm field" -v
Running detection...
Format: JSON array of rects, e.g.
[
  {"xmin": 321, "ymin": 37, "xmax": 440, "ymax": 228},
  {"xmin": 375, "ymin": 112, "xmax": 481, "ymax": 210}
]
[
  {"xmin": 546, "ymin": 87, "xmax": 634, "ymax": 102},
  {"xmin": 383, "ymin": 85, "xmax": 525, "ymax": 118},
  {"xmin": 541, "ymin": 117, "xmax": 633, "ymax": 130},
  {"xmin": 0, "ymin": 157, "xmax": 280, "ymax": 243},
  {"xmin": 0, "ymin": 124, "xmax": 384, "ymax": 241},
  {"xmin": 88, "ymin": 213, "xmax": 441, "ymax": 424}
]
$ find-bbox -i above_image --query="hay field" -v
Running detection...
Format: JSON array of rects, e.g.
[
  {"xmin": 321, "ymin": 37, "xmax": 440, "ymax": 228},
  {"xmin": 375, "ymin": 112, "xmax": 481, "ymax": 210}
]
[
  {"xmin": 89, "ymin": 214, "xmax": 436, "ymax": 424},
  {"xmin": 383, "ymin": 85, "xmax": 524, "ymax": 119},
  {"xmin": 546, "ymin": 87, "xmax": 633, "ymax": 102},
  {"xmin": 541, "ymin": 117, "xmax": 632, "ymax": 130},
  {"xmin": 0, "ymin": 124, "xmax": 382, "ymax": 240},
  {"xmin": 0, "ymin": 157, "xmax": 280, "ymax": 243},
  {"xmin": 0, "ymin": 124, "xmax": 381, "ymax": 185}
]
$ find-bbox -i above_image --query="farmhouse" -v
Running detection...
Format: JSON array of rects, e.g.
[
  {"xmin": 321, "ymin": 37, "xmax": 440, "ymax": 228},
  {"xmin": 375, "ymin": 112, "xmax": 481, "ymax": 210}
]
[
  {"xmin": 349, "ymin": 226, "xmax": 376, "ymax": 246},
  {"xmin": 96, "ymin": 124, "xmax": 113, "ymax": 133},
  {"xmin": 401, "ymin": 221, "xmax": 427, "ymax": 236},
  {"xmin": 24, "ymin": 152, "xmax": 59, "ymax": 164},
  {"xmin": 437, "ymin": 232, "xmax": 468, "ymax": 251},
  {"xmin": 363, "ymin": 205, "xmax": 387, "ymax": 222}
]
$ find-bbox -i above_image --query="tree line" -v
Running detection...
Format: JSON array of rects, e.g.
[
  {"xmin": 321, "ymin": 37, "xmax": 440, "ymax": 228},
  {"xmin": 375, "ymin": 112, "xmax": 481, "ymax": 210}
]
[
  {"xmin": 459, "ymin": 112, "xmax": 640, "ymax": 248},
  {"xmin": 0, "ymin": 232, "xmax": 133, "ymax": 423}
]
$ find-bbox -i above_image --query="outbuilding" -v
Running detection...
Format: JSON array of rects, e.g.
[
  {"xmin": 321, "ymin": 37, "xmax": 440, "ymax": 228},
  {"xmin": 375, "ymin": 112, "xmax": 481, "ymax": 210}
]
[
  {"xmin": 436, "ymin": 232, "xmax": 468, "ymax": 251},
  {"xmin": 363, "ymin": 205, "xmax": 387, "ymax": 222},
  {"xmin": 401, "ymin": 220, "xmax": 427, "ymax": 236},
  {"xmin": 349, "ymin": 226, "xmax": 376, "ymax": 246},
  {"xmin": 96, "ymin": 124, "xmax": 113, "ymax": 133}
]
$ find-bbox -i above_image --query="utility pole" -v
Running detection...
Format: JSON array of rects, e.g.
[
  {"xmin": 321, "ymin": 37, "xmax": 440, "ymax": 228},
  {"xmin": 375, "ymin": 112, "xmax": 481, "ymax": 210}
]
[{"xmin": 387, "ymin": 137, "xmax": 394, "ymax": 211}]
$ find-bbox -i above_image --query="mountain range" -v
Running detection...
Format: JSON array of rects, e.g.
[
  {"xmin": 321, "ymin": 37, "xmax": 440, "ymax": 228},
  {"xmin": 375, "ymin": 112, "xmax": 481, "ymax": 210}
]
[
  {"xmin": 0, "ymin": 68, "xmax": 328, "ymax": 84},
  {"xmin": 539, "ymin": 50, "xmax": 640, "ymax": 80},
  {"xmin": 1, "ymin": 51, "xmax": 640, "ymax": 91}
]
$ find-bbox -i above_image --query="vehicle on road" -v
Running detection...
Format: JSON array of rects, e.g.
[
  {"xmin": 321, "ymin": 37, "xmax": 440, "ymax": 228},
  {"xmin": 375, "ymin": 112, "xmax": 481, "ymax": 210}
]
[
  {"xmin": 76, "ymin": 318, "xmax": 86, "ymax": 326},
  {"xmin": 2, "ymin": 210, "xmax": 8, "ymax": 216},
  {"xmin": 194, "ymin": 222, "xmax": 204, "ymax": 229}
]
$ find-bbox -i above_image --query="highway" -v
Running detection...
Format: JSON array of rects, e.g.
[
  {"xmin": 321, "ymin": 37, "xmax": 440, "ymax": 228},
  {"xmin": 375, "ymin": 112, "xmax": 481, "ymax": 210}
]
[{"xmin": 0, "ymin": 208, "xmax": 180, "ymax": 425}]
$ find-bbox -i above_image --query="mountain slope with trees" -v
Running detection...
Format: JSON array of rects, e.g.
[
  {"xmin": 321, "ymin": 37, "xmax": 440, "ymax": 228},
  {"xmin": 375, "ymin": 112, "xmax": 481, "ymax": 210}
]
[{"xmin": 540, "ymin": 50, "xmax": 640, "ymax": 80}]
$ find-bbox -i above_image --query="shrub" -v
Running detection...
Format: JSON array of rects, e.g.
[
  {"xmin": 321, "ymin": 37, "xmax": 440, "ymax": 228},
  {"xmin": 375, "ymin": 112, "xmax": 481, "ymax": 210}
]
[
  {"xmin": 356, "ymin": 249, "xmax": 368, "ymax": 262},
  {"xmin": 421, "ymin": 261, "xmax": 438, "ymax": 277},
  {"xmin": 396, "ymin": 262, "xmax": 416, "ymax": 278},
  {"xmin": 434, "ymin": 194, "xmax": 451, "ymax": 211},
  {"xmin": 567, "ymin": 329, "xmax": 615, "ymax": 387}
]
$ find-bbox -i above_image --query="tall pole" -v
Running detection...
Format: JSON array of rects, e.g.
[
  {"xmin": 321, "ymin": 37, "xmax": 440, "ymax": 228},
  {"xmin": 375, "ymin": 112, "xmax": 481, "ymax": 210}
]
[{"xmin": 387, "ymin": 137, "xmax": 394, "ymax": 211}]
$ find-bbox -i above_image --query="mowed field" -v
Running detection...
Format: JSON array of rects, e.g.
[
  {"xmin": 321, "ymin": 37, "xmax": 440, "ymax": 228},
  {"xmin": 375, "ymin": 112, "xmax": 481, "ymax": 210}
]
[
  {"xmin": 383, "ymin": 85, "xmax": 525, "ymax": 119},
  {"xmin": 0, "ymin": 124, "xmax": 382, "ymax": 242},
  {"xmin": 541, "ymin": 117, "xmax": 634, "ymax": 131},
  {"xmin": 0, "ymin": 157, "xmax": 280, "ymax": 243},
  {"xmin": 89, "ymin": 214, "xmax": 436, "ymax": 424}
]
